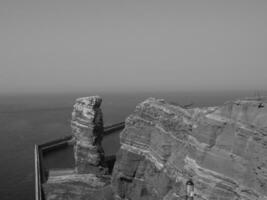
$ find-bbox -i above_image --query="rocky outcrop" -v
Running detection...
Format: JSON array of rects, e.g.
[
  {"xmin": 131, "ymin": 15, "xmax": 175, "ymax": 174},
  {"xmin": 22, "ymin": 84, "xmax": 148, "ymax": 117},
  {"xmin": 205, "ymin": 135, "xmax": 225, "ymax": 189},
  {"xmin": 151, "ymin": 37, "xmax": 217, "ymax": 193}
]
[
  {"xmin": 43, "ymin": 169, "xmax": 112, "ymax": 200},
  {"xmin": 43, "ymin": 96, "xmax": 111, "ymax": 200},
  {"xmin": 71, "ymin": 96, "xmax": 107, "ymax": 174},
  {"xmin": 112, "ymin": 97, "xmax": 267, "ymax": 200}
]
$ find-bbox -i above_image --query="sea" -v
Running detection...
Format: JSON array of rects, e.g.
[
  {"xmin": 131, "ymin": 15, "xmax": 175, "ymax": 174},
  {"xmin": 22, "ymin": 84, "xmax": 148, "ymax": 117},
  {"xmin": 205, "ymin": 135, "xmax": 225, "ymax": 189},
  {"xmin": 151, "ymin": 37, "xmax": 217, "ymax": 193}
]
[{"xmin": 0, "ymin": 90, "xmax": 265, "ymax": 200}]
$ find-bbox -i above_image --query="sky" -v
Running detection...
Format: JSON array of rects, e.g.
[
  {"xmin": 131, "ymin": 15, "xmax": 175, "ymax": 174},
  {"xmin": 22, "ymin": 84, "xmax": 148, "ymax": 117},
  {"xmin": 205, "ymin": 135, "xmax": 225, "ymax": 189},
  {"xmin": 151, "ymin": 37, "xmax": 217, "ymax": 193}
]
[{"xmin": 0, "ymin": 0, "xmax": 266, "ymax": 94}]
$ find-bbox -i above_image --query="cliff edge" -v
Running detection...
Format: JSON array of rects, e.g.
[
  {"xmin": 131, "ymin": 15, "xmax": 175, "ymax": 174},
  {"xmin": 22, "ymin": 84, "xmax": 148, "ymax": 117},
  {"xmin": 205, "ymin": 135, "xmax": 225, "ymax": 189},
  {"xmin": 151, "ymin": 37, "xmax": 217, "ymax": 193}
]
[{"xmin": 112, "ymin": 97, "xmax": 267, "ymax": 200}]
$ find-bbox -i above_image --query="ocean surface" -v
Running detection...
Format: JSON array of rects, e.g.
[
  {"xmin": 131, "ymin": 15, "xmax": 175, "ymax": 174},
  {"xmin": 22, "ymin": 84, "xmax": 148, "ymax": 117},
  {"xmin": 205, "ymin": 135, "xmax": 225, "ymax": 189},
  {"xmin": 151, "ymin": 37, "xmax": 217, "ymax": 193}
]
[{"xmin": 0, "ymin": 90, "xmax": 265, "ymax": 200}]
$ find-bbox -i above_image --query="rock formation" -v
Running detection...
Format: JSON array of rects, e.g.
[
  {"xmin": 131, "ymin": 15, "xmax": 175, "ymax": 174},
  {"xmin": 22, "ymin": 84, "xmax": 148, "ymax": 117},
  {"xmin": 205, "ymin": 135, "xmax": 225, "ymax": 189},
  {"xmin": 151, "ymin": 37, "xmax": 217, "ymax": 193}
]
[
  {"xmin": 43, "ymin": 96, "xmax": 111, "ymax": 200},
  {"xmin": 43, "ymin": 95, "xmax": 267, "ymax": 200},
  {"xmin": 71, "ymin": 96, "xmax": 106, "ymax": 174},
  {"xmin": 112, "ymin": 97, "xmax": 267, "ymax": 200},
  {"xmin": 43, "ymin": 169, "xmax": 112, "ymax": 200}
]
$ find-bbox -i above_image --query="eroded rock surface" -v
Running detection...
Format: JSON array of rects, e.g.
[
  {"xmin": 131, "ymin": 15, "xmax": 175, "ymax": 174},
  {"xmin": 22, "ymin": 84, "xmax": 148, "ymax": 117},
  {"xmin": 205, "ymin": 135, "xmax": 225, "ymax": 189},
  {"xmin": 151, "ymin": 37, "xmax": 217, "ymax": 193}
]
[
  {"xmin": 71, "ymin": 96, "xmax": 107, "ymax": 174},
  {"xmin": 43, "ymin": 169, "xmax": 113, "ymax": 200},
  {"xmin": 112, "ymin": 97, "xmax": 267, "ymax": 200}
]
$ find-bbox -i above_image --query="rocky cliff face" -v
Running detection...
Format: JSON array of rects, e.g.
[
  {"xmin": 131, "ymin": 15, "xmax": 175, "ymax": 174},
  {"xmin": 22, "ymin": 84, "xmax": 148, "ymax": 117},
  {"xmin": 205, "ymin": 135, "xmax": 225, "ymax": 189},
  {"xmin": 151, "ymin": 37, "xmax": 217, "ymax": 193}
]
[
  {"xmin": 112, "ymin": 97, "xmax": 267, "ymax": 200},
  {"xmin": 71, "ymin": 96, "xmax": 107, "ymax": 174}
]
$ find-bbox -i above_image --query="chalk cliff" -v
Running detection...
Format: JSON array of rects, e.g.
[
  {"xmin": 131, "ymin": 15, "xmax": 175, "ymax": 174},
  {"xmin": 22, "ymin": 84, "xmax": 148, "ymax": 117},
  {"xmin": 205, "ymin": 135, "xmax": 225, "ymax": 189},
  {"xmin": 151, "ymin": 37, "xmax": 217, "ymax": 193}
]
[{"xmin": 111, "ymin": 97, "xmax": 267, "ymax": 200}]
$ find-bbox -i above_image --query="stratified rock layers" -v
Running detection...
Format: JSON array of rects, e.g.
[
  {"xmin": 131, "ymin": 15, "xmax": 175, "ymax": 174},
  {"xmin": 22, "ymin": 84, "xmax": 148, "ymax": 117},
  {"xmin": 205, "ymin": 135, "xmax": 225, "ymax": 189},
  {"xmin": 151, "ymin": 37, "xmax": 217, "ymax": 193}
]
[
  {"xmin": 71, "ymin": 96, "xmax": 105, "ymax": 173},
  {"xmin": 43, "ymin": 170, "xmax": 112, "ymax": 200},
  {"xmin": 43, "ymin": 96, "xmax": 111, "ymax": 200},
  {"xmin": 112, "ymin": 97, "xmax": 267, "ymax": 200}
]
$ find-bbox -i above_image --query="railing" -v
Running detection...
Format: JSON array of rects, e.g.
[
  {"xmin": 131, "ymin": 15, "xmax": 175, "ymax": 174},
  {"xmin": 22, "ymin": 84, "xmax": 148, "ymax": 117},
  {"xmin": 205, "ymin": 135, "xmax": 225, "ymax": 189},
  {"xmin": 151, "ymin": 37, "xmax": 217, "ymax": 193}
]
[{"xmin": 34, "ymin": 121, "xmax": 125, "ymax": 200}]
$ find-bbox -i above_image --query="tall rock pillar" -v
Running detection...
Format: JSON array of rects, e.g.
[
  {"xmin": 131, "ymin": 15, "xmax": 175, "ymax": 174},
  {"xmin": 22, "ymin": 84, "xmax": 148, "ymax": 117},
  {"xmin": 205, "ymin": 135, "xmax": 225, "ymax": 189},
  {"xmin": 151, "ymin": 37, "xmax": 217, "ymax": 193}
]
[{"xmin": 71, "ymin": 96, "xmax": 106, "ymax": 174}]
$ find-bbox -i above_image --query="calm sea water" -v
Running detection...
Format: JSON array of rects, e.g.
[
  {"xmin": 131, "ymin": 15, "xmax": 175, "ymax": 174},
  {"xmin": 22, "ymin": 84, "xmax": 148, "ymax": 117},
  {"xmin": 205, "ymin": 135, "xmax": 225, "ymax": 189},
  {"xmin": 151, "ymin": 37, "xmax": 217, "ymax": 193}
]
[{"xmin": 0, "ymin": 90, "xmax": 264, "ymax": 200}]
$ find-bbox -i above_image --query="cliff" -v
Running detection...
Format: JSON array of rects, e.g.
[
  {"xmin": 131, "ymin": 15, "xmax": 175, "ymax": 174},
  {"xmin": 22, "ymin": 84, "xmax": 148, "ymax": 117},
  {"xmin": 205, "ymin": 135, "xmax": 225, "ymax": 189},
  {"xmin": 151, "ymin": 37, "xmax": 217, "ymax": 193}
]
[
  {"xmin": 43, "ymin": 96, "xmax": 267, "ymax": 200},
  {"xmin": 112, "ymin": 97, "xmax": 267, "ymax": 200}
]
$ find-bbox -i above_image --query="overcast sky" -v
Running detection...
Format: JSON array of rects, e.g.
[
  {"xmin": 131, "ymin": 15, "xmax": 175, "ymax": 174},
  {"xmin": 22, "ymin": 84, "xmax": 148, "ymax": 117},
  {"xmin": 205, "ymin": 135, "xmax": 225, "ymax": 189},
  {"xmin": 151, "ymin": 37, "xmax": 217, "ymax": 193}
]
[{"xmin": 0, "ymin": 0, "xmax": 266, "ymax": 94}]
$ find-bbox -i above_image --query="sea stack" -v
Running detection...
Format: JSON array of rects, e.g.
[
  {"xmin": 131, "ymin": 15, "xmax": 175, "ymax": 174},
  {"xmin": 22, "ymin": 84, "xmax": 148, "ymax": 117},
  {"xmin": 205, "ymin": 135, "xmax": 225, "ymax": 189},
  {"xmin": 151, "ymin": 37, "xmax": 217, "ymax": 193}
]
[{"xmin": 71, "ymin": 96, "xmax": 105, "ymax": 174}]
